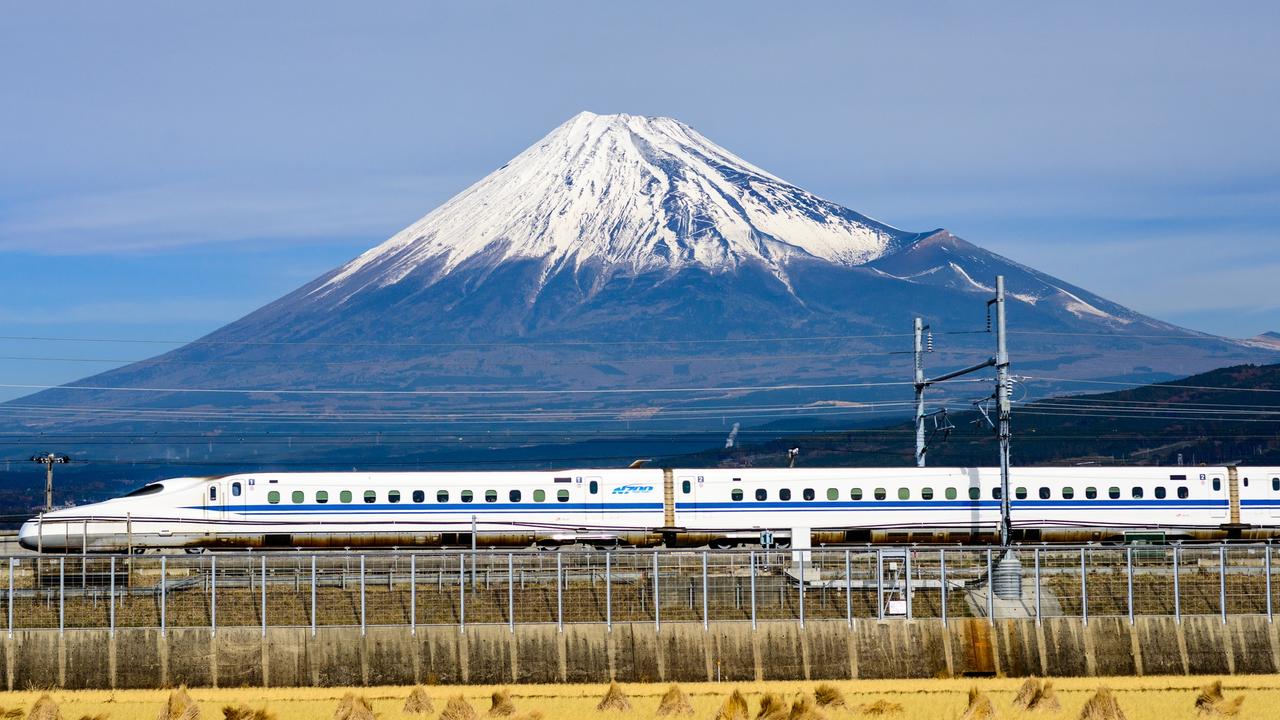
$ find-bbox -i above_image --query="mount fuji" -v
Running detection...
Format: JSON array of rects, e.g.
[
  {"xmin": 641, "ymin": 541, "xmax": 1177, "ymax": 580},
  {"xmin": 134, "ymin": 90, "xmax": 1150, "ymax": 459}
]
[{"xmin": 4, "ymin": 111, "xmax": 1273, "ymax": 451}]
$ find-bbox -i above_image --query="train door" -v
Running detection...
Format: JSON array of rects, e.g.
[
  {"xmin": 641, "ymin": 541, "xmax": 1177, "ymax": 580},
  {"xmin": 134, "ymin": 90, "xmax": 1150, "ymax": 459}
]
[
  {"xmin": 228, "ymin": 479, "xmax": 247, "ymax": 516},
  {"xmin": 204, "ymin": 480, "xmax": 224, "ymax": 520},
  {"xmin": 1270, "ymin": 475, "xmax": 1280, "ymax": 519},
  {"xmin": 677, "ymin": 474, "xmax": 698, "ymax": 520},
  {"xmin": 585, "ymin": 476, "xmax": 605, "ymax": 525},
  {"xmin": 1206, "ymin": 472, "xmax": 1228, "ymax": 520}
]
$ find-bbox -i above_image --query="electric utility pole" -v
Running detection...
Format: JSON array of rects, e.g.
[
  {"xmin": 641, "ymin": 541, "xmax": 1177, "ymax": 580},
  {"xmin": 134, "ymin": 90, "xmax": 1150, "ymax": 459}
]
[{"xmin": 31, "ymin": 452, "xmax": 70, "ymax": 512}]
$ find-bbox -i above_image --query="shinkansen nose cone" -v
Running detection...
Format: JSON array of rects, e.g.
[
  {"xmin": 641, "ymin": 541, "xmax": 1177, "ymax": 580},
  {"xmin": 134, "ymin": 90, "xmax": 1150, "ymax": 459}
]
[{"xmin": 18, "ymin": 519, "xmax": 40, "ymax": 551}]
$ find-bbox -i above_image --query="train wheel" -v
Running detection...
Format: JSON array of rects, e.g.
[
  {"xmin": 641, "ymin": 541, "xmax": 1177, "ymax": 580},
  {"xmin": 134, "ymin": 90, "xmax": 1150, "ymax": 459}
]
[{"xmin": 709, "ymin": 539, "xmax": 736, "ymax": 550}]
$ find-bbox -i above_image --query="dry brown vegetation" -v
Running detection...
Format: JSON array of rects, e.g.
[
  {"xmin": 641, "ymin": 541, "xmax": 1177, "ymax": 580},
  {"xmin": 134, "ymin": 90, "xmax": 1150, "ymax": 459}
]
[
  {"xmin": 812, "ymin": 684, "xmax": 845, "ymax": 710},
  {"xmin": 755, "ymin": 694, "xmax": 787, "ymax": 720},
  {"xmin": 1195, "ymin": 681, "xmax": 1244, "ymax": 718},
  {"xmin": 594, "ymin": 682, "xmax": 630, "ymax": 712},
  {"xmin": 155, "ymin": 688, "xmax": 197, "ymax": 720},
  {"xmin": 655, "ymin": 685, "xmax": 693, "ymax": 717},
  {"xmin": 487, "ymin": 690, "xmax": 515, "ymax": 718},
  {"xmin": 958, "ymin": 687, "xmax": 996, "ymax": 720},
  {"xmin": 787, "ymin": 695, "xmax": 824, "ymax": 720},
  {"xmin": 27, "ymin": 696, "xmax": 62, "ymax": 720},
  {"xmin": 853, "ymin": 700, "xmax": 903, "ymax": 716},
  {"xmin": 1079, "ymin": 688, "xmax": 1126, "ymax": 720},
  {"xmin": 715, "ymin": 690, "xmax": 749, "ymax": 720},
  {"xmin": 219, "ymin": 706, "xmax": 273, "ymax": 720},
  {"xmin": 403, "ymin": 687, "xmax": 434, "ymax": 716},
  {"xmin": 440, "ymin": 695, "xmax": 478, "ymax": 720},
  {"xmin": 332, "ymin": 694, "xmax": 373, "ymax": 720}
]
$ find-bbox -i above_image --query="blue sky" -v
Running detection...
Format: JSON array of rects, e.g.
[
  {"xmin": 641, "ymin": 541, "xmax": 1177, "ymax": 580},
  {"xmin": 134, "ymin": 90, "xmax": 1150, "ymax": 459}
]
[{"xmin": 2, "ymin": 2, "xmax": 1278, "ymax": 402}]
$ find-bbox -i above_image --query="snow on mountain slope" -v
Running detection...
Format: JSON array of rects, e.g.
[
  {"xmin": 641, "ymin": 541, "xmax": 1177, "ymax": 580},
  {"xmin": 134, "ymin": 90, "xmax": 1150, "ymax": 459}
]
[{"xmin": 313, "ymin": 111, "xmax": 919, "ymax": 302}]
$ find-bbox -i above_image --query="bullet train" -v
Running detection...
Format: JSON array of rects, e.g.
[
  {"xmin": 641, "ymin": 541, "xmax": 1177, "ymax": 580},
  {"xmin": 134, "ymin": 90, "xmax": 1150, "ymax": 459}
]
[{"xmin": 17, "ymin": 465, "xmax": 1280, "ymax": 552}]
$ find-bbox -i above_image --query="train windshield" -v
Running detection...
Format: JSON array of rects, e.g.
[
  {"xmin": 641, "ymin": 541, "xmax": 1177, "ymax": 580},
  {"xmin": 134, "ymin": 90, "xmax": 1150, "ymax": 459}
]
[{"xmin": 123, "ymin": 483, "xmax": 164, "ymax": 497}]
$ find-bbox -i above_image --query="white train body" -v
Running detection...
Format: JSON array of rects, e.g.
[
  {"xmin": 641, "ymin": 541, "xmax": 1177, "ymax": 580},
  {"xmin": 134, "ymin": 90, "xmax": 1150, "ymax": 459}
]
[{"xmin": 18, "ymin": 465, "xmax": 1280, "ymax": 552}]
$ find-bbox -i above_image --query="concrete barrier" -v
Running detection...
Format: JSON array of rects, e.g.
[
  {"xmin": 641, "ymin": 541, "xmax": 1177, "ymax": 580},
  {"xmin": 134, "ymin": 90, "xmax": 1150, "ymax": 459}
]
[{"xmin": 3, "ymin": 615, "xmax": 1278, "ymax": 690}]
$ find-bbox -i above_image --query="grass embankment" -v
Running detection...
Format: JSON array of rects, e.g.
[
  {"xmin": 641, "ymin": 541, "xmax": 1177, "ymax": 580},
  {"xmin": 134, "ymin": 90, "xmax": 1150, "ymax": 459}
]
[{"xmin": 0, "ymin": 676, "xmax": 1276, "ymax": 720}]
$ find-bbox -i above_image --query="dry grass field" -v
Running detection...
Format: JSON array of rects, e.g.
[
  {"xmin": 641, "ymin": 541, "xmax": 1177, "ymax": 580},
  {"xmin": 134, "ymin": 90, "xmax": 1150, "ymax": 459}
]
[{"xmin": 0, "ymin": 676, "xmax": 1277, "ymax": 720}]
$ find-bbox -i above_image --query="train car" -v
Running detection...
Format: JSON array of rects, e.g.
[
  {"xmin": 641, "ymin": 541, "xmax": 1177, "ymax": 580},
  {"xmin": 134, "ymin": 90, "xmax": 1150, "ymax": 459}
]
[{"xmin": 17, "ymin": 465, "xmax": 1280, "ymax": 552}]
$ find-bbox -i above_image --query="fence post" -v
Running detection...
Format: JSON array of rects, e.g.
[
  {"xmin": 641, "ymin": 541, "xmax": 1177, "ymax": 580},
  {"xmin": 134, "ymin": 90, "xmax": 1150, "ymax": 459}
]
[
  {"xmin": 109, "ymin": 556, "xmax": 116, "ymax": 637},
  {"xmin": 604, "ymin": 551, "xmax": 612, "ymax": 632},
  {"xmin": 940, "ymin": 549, "xmax": 947, "ymax": 625},
  {"xmin": 458, "ymin": 552, "xmax": 465, "ymax": 634},
  {"xmin": 653, "ymin": 550, "xmax": 661, "ymax": 633},
  {"xmin": 359, "ymin": 555, "xmax": 366, "ymax": 637},
  {"xmin": 1267, "ymin": 544, "xmax": 1273, "ymax": 622},
  {"xmin": 556, "ymin": 552, "xmax": 563, "ymax": 633},
  {"xmin": 876, "ymin": 548, "xmax": 884, "ymax": 621},
  {"xmin": 1173, "ymin": 544, "xmax": 1181, "ymax": 623},
  {"xmin": 59, "ymin": 556, "xmax": 65, "ymax": 635},
  {"xmin": 798, "ymin": 553, "xmax": 806, "ymax": 628},
  {"xmin": 158, "ymin": 555, "xmax": 166, "ymax": 637},
  {"xmin": 749, "ymin": 551, "xmax": 757, "ymax": 631},
  {"xmin": 210, "ymin": 555, "xmax": 216, "ymax": 636},
  {"xmin": 904, "ymin": 549, "xmax": 912, "ymax": 620},
  {"xmin": 508, "ymin": 553, "xmax": 515, "ymax": 633},
  {"xmin": 1034, "ymin": 548, "xmax": 1041, "ymax": 624},
  {"xmin": 1219, "ymin": 544, "xmax": 1227, "ymax": 624},
  {"xmin": 845, "ymin": 549, "xmax": 852, "ymax": 628},
  {"xmin": 1126, "ymin": 546, "xmax": 1134, "ymax": 624},
  {"xmin": 311, "ymin": 555, "xmax": 318, "ymax": 637},
  {"xmin": 701, "ymin": 551, "xmax": 709, "ymax": 631},
  {"xmin": 261, "ymin": 555, "xmax": 267, "ymax": 638},
  {"xmin": 986, "ymin": 549, "xmax": 994, "ymax": 623},
  {"xmin": 7, "ymin": 558, "xmax": 12, "ymax": 638},
  {"xmin": 1080, "ymin": 547, "xmax": 1087, "ymax": 625}
]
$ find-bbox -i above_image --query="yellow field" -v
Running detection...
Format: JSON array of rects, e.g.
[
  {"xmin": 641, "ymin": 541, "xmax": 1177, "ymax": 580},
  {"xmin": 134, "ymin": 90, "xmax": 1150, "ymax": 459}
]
[{"xmin": 1, "ymin": 676, "xmax": 1278, "ymax": 720}]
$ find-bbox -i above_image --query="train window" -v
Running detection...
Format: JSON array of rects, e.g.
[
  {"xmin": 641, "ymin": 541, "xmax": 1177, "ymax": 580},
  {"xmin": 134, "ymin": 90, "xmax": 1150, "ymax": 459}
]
[
  {"xmin": 485, "ymin": 490, "xmax": 498, "ymax": 503},
  {"xmin": 534, "ymin": 489, "xmax": 546, "ymax": 502},
  {"xmin": 1132, "ymin": 487, "xmax": 1143, "ymax": 499},
  {"xmin": 231, "ymin": 482, "xmax": 241, "ymax": 497},
  {"xmin": 1015, "ymin": 487, "xmax": 1027, "ymax": 500},
  {"xmin": 849, "ymin": 488, "xmax": 862, "ymax": 501},
  {"xmin": 364, "ymin": 490, "xmax": 376, "ymax": 504},
  {"xmin": 1038, "ymin": 487, "xmax": 1050, "ymax": 500},
  {"xmin": 968, "ymin": 487, "xmax": 980, "ymax": 500},
  {"xmin": 292, "ymin": 491, "xmax": 304, "ymax": 504},
  {"xmin": 388, "ymin": 490, "xmax": 401, "ymax": 503},
  {"xmin": 756, "ymin": 489, "xmax": 767, "ymax": 501},
  {"xmin": 1086, "ymin": 487, "xmax": 1097, "ymax": 499},
  {"xmin": 209, "ymin": 486, "xmax": 217, "ymax": 501},
  {"xmin": 316, "ymin": 490, "xmax": 329, "ymax": 504},
  {"xmin": 510, "ymin": 490, "xmax": 521, "ymax": 502},
  {"xmin": 1109, "ymin": 487, "xmax": 1120, "ymax": 499},
  {"xmin": 732, "ymin": 489, "xmax": 744, "ymax": 501},
  {"xmin": 267, "ymin": 491, "xmax": 280, "ymax": 504},
  {"xmin": 873, "ymin": 488, "xmax": 886, "ymax": 500},
  {"xmin": 803, "ymin": 488, "xmax": 815, "ymax": 501},
  {"xmin": 898, "ymin": 488, "xmax": 910, "ymax": 500},
  {"xmin": 682, "ymin": 480, "xmax": 691, "ymax": 494},
  {"xmin": 1178, "ymin": 487, "xmax": 1189, "ymax": 499},
  {"xmin": 1274, "ymin": 478, "xmax": 1279, "ymax": 492},
  {"xmin": 1155, "ymin": 486, "xmax": 1166, "ymax": 499},
  {"xmin": 992, "ymin": 488, "xmax": 1001, "ymax": 500},
  {"xmin": 1062, "ymin": 487, "xmax": 1074, "ymax": 500},
  {"xmin": 412, "ymin": 490, "xmax": 425, "ymax": 503},
  {"xmin": 780, "ymin": 489, "xmax": 792, "ymax": 501},
  {"xmin": 921, "ymin": 487, "xmax": 934, "ymax": 500},
  {"xmin": 461, "ymin": 490, "xmax": 473, "ymax": 503},
  {"xmin": 556, "ymin": 489, "xmax": 570, "ymax": 503},
  {"xmin": 125, "ymin": 483, "xmax": 165, "ymax": 497},
  {"xmin": 589, "ymin": 480, "xmax": 598, "ymax": 494},
  {"xmin": 945, "ymin": 488, "xmax": 957, "ymax": 500},
  {"xmin": 341, "ymin": 490, "xmax": 352, "ymax": 503},
  {"xmin": 1213, "ymin": 478, "xmax": 1221, "ymax": 491},
  {"xmin": 437, "ymin": 490, "xmax": 449, "ymax": 502},
  {"xmin": 1243, "ymin": 477, "xmax": 1250, "ymax": 487},
  {"xmin": 827, "ymin": 488, "xmax": 838, "ymax": 501}
]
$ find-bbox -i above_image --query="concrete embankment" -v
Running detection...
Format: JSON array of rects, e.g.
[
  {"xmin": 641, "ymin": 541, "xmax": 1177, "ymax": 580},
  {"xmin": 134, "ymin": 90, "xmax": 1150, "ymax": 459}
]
[{"xmin": 4, "ymin": 616, "xmax": 1279, "ymax": 689}]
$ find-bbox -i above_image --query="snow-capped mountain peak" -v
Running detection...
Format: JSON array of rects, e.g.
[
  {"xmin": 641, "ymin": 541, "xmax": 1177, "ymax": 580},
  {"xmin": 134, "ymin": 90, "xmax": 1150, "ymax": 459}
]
[{"xmin": 314, "ymin": 111, "xmax": 915, "ymax": 301}]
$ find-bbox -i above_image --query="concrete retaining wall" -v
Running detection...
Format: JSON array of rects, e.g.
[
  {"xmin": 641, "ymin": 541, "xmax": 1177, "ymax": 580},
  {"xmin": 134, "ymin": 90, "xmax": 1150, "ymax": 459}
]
[{"xmin": 5, "ymin": 616, "xmax": 1280, "ymax": 689}]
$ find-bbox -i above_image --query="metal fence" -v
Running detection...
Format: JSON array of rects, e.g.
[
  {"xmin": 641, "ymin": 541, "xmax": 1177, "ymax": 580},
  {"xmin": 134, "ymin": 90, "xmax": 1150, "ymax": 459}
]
[{"xmin": 3, "ymin": 543, "xmax": 1276, "ymax": 635}]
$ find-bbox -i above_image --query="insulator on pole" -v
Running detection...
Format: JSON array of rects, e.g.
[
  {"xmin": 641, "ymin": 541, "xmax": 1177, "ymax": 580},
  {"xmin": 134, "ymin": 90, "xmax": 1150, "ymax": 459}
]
[{"xmin": 926, "ymin": 332, "xmax": 933, "ymax": 353}]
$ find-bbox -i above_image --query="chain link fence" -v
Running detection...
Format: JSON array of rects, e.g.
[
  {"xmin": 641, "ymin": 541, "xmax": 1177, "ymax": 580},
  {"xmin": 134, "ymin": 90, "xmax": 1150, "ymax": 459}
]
[{"xmin": 2, "ymin": 543, "xmax": 1276, "ymax": 633}]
